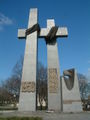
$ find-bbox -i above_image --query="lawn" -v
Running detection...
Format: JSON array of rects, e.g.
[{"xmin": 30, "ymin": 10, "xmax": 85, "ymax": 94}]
[
  {"xmin": 0, "ymin": 105, "xmax": 18, "ymax": 111},
  {"xmin": 0, "ymin": 117, "xmax": 42, "ymax": 120}
]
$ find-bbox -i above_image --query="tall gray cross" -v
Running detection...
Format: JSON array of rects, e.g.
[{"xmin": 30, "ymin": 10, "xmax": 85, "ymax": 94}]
[
  {"xmin": 18, "ymin": 8, "xmax": 38, "ymax": 111},
  {"xmin": 18, "ymin": 8, "xmax": 68, "ymax": 111}
]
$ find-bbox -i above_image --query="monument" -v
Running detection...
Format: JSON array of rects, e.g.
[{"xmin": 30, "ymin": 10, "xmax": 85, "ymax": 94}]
[
  {"xmin": 62, "ymin": 69, "xmax": 82, "ymax": 112},
  {"xmin": 18, "ymin": 8, "xmax": 82, "ymax": 112}
]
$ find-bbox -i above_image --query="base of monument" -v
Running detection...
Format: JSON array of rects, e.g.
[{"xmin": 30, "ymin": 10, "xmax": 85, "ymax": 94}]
[
  {"xmin": 18, "ymin": 92, "xmax": 36, "ymax": 112},
  {"xmin": 63, "ymin": 101, "xmax": 82, "ymax": 112}
]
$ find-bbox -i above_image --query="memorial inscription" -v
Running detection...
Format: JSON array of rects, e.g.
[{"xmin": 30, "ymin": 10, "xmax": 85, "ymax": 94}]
[
  {"xmin": 48, "ymin": 68, "xmax": 58, "ymax": 93},
  {"xmin": 21, "ymin": 81, "xmax": 35, "ymax": 92}
]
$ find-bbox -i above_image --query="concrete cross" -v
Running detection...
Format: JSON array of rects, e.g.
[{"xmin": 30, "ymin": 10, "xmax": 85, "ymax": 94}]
[
  {"xmin": 44, "ymin": 19, "xmax": 68, "ymax": 111},
  {"xmin": 18, "ymin": 8, "xmax": 38, "ymax": 111}
]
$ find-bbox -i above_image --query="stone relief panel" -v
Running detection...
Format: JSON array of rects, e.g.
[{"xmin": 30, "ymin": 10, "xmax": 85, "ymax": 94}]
[
  {"xmin": 48, "ymin": 68, "xmax": 58, "ymax": 93},
  {"xmin": 21, "ymin": 81, "xmax": 35, "ymax": 92}
]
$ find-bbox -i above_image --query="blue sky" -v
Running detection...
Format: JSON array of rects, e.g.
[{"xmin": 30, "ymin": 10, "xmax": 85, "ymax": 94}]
[{"xmin": 0, "ymin": 0, "xmax": 90, "ymax": 81}]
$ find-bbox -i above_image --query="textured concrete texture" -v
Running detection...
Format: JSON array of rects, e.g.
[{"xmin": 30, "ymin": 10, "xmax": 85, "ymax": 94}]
[
  {"xmin": 0, "ymin": 111, "xmax": 90, "ymax": 120},
  {"xmin": 62, "ymin": 69, "xmax": 82, "ymax": 112},
  {"xmin": 18, "ymin": 8, "xmax": 38, "ymax": 111},
  {"xmin": 47, "ymin": 20, "xmax": 61, "ymax": 111}
]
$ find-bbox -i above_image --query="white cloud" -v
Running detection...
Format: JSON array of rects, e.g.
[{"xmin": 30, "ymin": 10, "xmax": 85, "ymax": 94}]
[
  {"xmin": 0, "ymin": 13, "xmax": 13, "ymax": 25},
  {"xmin": 0, "ymin": 13, "xmax": 13, "ymax": 31}
]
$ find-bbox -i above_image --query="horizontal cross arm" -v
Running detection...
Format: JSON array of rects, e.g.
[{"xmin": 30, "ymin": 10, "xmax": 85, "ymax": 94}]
[
  {"xmin": 18, "ymin": 29, "xmax": 26, "ymax": 39},
  {"xmin": 18, "ymin": 27, "xmax": 68, "ymax": 39},
  {"xmin": 39, "ymin": 27, "xmax": 68, "ymax": 38}
]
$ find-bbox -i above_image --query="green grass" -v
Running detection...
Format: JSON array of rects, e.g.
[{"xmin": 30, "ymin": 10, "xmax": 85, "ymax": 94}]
[{"xmin": 0, "ymin": 117, "xmax": 42, "ymax": 120}]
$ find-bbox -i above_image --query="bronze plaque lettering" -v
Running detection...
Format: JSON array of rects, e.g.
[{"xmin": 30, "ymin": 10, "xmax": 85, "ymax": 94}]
[
  {"xmin": 48, "ymin": 68, "xmax": 58, "ymax": 93},
  {"xmin": 21, "ymin": 81, "xmax": 35, "ymax": 92}
]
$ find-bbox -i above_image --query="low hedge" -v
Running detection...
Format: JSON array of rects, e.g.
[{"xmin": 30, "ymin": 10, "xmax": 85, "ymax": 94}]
[{"xmin": 0, "ymin": 117, "xmax": 42, "ymax": 120}]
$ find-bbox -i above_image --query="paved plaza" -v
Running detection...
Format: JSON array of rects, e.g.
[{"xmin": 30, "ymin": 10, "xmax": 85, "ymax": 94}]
[{"xmin": 0, "ymin": 111, "xmax": 90, "ymax": 120}]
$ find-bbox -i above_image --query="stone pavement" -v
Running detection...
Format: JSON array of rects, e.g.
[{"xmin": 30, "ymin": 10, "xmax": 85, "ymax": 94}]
[{"xmin": 0, "ymin": 111, "xmax": 90, "ymax": 120}]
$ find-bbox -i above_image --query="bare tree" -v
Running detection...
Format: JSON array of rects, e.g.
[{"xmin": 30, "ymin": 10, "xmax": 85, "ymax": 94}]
[
  {"xmin": 0, "ymin": 86, "xmax": 14, "ymax": 104},
  {"xmin": 1, "ymin": 56, "xmax": 23, "ymax": 103},
  {"xmin": 12, "ymin": 56, "xmax": 23, "ymax": 80},
  {"xmin": 37, "ymin": 62, "xmax": 47, "ymax": 109},
  {"xmin": 0, "ymin": 57, "xmax": 47, "ymax": 107},
  {"xmin": 78, "ymin": 73, "xmax": 88, "ymax": 100}
]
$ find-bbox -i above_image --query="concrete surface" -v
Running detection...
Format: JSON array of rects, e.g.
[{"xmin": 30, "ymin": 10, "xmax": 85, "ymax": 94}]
[
  {"xmin": 0, "ymin": 111, "xmax": 90, "ymax": 120},
  {"xmin": 18, "ymin": 8, "xmax": 38, "ymax": 111},
  {"xmin": 47, "ymin": 19, "xmax": 61, "ymax": 111},
  {"xmin": 62, "ymin": 69, "xmax": 82, "ymax": 112}
]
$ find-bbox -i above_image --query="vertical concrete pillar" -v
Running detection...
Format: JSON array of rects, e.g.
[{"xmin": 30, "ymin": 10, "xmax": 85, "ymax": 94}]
[
  {"xmin": 18, "ymin": 8, "xmax": 38, "ymax": 111},
  {"xmin": 47, "ymin": 20, "xmax": 61, "ymax": 111}
]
